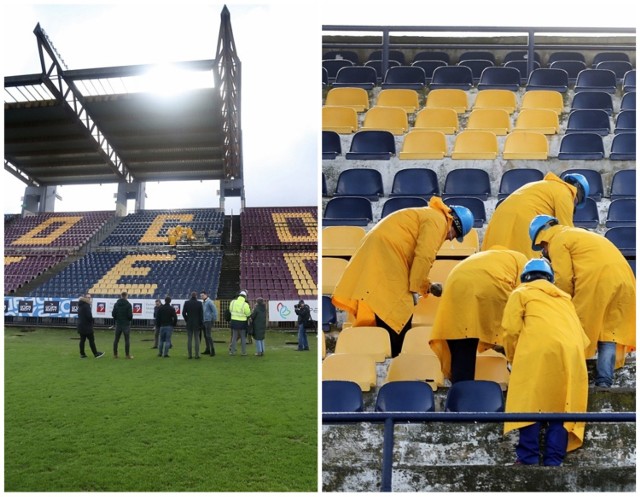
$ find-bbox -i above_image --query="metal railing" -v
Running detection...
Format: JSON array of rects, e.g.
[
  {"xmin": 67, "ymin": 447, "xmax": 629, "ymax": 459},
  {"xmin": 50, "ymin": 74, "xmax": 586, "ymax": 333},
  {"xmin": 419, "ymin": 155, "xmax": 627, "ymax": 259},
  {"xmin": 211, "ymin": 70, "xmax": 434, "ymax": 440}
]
[{"xmin": 322, "ymin": 410, "xmax": 636, "ymax": 492}]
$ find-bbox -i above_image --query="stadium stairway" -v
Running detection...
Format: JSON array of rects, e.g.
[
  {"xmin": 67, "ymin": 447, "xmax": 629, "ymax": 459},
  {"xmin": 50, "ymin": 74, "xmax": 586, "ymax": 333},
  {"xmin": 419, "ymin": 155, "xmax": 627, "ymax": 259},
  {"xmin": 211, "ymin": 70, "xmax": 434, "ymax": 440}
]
[
  {"xmin": 218, "ymin": 215, "xmax": 241, "ymax": 298},
  {"xmin": 322, "ymin": 356, "xmax": 636, "ymax": 492}
]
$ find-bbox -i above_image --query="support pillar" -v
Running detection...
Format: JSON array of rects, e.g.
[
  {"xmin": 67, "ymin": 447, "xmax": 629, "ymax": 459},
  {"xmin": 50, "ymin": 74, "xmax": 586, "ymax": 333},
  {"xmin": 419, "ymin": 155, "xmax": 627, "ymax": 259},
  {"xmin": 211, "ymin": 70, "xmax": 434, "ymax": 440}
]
[
  {"xmin": 115, "ymin": 181, "xmax": 146, "ymax": 216},
  {"xmin": 22, "ymin": 185, "xmax": 59, "ymax": 214}
]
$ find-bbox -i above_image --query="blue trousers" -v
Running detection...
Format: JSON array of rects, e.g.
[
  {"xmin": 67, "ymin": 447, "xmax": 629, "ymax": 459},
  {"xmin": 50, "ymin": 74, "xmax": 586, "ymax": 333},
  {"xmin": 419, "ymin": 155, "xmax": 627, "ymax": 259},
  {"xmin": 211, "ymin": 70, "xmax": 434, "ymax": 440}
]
[
  {"xmin": 595, "ymin": 341, "xmax": 616, "ymax": 387},
  {"xmin": 516, "ymin": 422, "xmax": 568, "ymax": 466}
]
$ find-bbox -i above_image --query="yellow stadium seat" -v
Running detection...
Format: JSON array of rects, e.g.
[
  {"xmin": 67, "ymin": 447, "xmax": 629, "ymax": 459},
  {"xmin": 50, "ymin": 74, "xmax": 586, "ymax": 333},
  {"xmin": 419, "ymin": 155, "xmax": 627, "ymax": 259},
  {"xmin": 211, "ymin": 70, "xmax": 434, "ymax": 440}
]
[
  {"xmin": 475, "ymin": 349, "xmax": 510, "ymax": 390},
  {"xmin": 324, "ymin": 87, "xmax": 370, "ymax": 112},
  {"xmin": 473, "ymin": 89, "xmax": 517, "ymax": 114},
  {"xmin": 399, "ymin": 130, "xmax": 448, "ymax": 160},
  {"xmin": 376, "ymin": 88, "xmax": 420, "ymax": 113},
  {"xmin": 361, "ymin": 106, "xmax": 408, "ymax": 135},
  {"xmin": 520, "ymin": 90, "xmax": 564, "ymax": 115},
  {"xmin": 466, "ymin": 109, "xmax": 511, "ymax": 135},
  {"xmin": 322, "ymin": 353, "xmax": 377, "ymax": 391},
  {"xmin": 322, "ymin": 106, "xmax": 359, "ymax": 134},
  {"xmin": 413, "ymin": 108, "xmax": 458, "ymax": 134},
  {"xmin": 385, "ymin": 353, "xmax": 444, "ymax": 391},
  {"xmin": 451, "ymin": 130, "xmax": 498, "ymax": 159},
  {"xmin": 334, "ymin": 326, "xmax": 391, "ymax": 362},
  {"xmin": 412, "ymin": 259, "xmax": 460, "ymax": 326},
  {"xmin": 322, "ymin": 226, "xmax": 366, "ymax": 257},
  {"xmin": 401, "ymin": 326, "xmax": 436, "ymax": 356},
  {"xmin": 437, "ymin": 227, "xmax": 479, "ymax": 257},
  {"xmin": 514, "ymin": 108, "xmax": 559, "ymax": 134},
  {"xmin": 425, "ymin": 89, "xmax": 468, "ymax": 114},
  {"xmin": 503, "ymin": 131, "xmax": 549, "ymax": 160},
  {"xmin": 322, "ymin": 256, "xmax": 348, "ymax": 295}
]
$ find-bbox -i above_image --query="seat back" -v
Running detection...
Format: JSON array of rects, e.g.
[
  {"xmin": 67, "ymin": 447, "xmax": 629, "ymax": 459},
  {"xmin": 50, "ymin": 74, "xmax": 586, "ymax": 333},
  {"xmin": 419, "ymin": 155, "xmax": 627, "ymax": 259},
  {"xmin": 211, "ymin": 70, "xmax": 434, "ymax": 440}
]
[
  {"xmin": 414, "ymin": 108, "xmax": 459, "ymax": 133},
  {"xmin": 620, "ymin": 91, "xmax": 636, "ymax": 111},
  {"xmin": 571, "ymin": 91, "xmax": 614, "ymax": 114},
  {"xmin": 498, "ymin": 168, "xmax": 544, "ymax": 199},
  {"xmin": 411, "ymin": 60, "xmax": 447, "ymax": 82},
  {"xmin": 458, "ymin": 59, "xmax": 494, "ymax": 82},
  {"xmin": 549, "ymin": 60, "xmax": 587, "ymax": 82},
  {"xmin": 322, "ymin": 380, "xmax": 364, "ymax": 412},
  {"xmin": 390, "ymin": 167, "xmax": 440, "ymax": 199},
  {"xmin": 425, "ymin": 89, "xmax": 468, "ymax": 113},
  {"xmin": 364, "ymin": 59, "xmax": 401, "ymax": 81},
  {"xmin": 325, "ymin": 87, "xmax": 370, "ymax": 112},
  {"xmin": 322, "ymin": 130, "xmax": 342, "ymax": 159},
  {"xmin": 592, "ymin": 51, "xmax": 630, "ymax": 66},
  {"xmin": 322, "ymin": 225, "xmax": 366, "ymax": 257},
  {"xmin": 414, "ymin": 51, "xmax": 450, "ymax": 64},
  {"xmin": 443, "ymin": 168, "xmax": 491, "ymax": 200},
  {"xmin": 609, "ymin": 132, "xmax": 636, "ymax": 161},
  {"xmin": 333, "ymin": 66, "xmax": 378, "ymax": 90},
  {"xmin": 401, "ymin": 326, "xmax": 435, "ymax": 356},
  {"xmin": 610, "ymin": 169, "xmax": 636, "ymax": 199},
  {"xmin": 503, "ymin": 50, "xmax": 542, "ymax": 64},
  {"xmin": 381, "ymin": 196, "xmax": 429, "ymax": 218},
  {"xmin": 557, "ymin": 133, "xmax": 605, "ymax": 160},
  {"xmin": 381, "ymin": 66, "xmax": 426, "ymax": 90},
  {"xmin": 466, "ymin": 108, "xmax": 511, "ymax": 135},
  {"xmin": 451, "ymin": 131, "xmax": 499, "ymax": 160},
  {"xmin": 548, "ymin": 51, "xmax": 585, "ymax": 64},
  {"xmin": 399, "ymin": 130, "xmax": 448, "ymax": 160},
  {"xmin": 346, "ymin": 130, "xmax": 396, "ymax": 160},
  {"xmin": 604, "ymin": 227, "xmax": 636, "ymax": 257},
  {"xmin": 443, "ymin": 196, "xmax": 486, "ymax": 227},
  {"xmin": 376, "ymin": 88, "xmax": 420, "ymax": 113},
  {"xmin": 559, "ymin": 168, "xmax": 604, "ymax": 200},
  {"xmin": 502, "ymin": 131, "xmax": 549, "ymax": 160},
  {"xmin": 322, "ymin": 59, "xmax": 354, "ymax": 80},
  {"xmin": 520, "ymin": 90, "xmax": 563, "ymax": 114},
  {"xmin": 430, "ymin": 65, "xmax": 473, "ymax": 90},
  {"xmin": 444, "ymin": 380, "xmax": 505, "ymax": 412},
  {"xmin": 526, "ymin": 67, "xmax": 569, "ymax": 92},
  {"xmin": 322, "ymin": 295, "xmax": 337, "ymax": 332},
  {"xmin": 565, "ymin": 109, "xmax": 611, "ymax": 136},
  {"xmin": 322, "ymin": 353, "xmax": 377, "ymax": 391},
  {"xmin": 473, "ymin": 89, "xmax": 517, "ymax": 113},
  {"xmin": 614, "ymin": 110, "xmax": 636, "ymax": 133},
  {"xmin": 459, "ymin": 51, "xmax": 496, "ymax": 64},
  {"xmin": 474, "ymin": 351, "xmax": 511, "ymax": 389},
  {"xmin": 575, "ymin": 69, "xmax": 617, "ymax": 93},
  {"xmin": 375, "ymin": 381, "xmax": 436, "ymax": 412},
  {"xmin": 573, "ymin": 197, "xmax": 599, "ymax": 229},
  {"xmin": 606, "ymin": 198, "xmax": 636, "ymax": 228},
  {"xmin": 362, "ymin": 106, "xmax": 408, "ymax": 135},
  {"xmin": 476, "ymin": 66, "xmax": 521, "ymax": 91},
  {"xmin": 335, "ymin": 168, "xmax": 384, "ymax": 200},
  {"xmin": 323, "ymin": 50, "xmax": 360, "ymax": 64},
  {"xmin": 368, "ymin": 49, "xmax": 406, "ymax": 65},
  {"xmin": 595, "ymin": 61, "xmax": 633, "ymax": 80},
  {"xmin": 385, "ymin": 354, "xmax": 444, "ymax": 391},
  {"xmin": 335, "ymin": 326, "xmax": 391, "ymax": 362},
  {"xmin": 323, "ymin": 197, "xmax": 373, "ymax": 227},
  {"xmin": 322, "ymin": 257, "xmax": 349, "ymax": 295},
  {"xmin": 322, "ymin": 106, "xmax": 359, "ymax": 134},
  {"xmin": 503, "ymin": 60, "xmax": 541, "ymax": 84},
  {"xmin": 412, "ymin": 259, "xmax": 460, "ymax": 326},
  {"xmin": 622, "ymin": 70, "xmax": 636, "ymax": 93},
  {"xmin": 514, "ymin": 108, "xmax": 559, "ymax": 134}
]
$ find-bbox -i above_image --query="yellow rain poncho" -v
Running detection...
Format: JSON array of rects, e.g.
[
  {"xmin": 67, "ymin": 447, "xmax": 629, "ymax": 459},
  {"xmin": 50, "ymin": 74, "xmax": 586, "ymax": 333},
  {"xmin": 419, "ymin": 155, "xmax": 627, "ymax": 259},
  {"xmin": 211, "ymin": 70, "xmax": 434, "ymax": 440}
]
[
  {"xmin": 481, "ymin": 172, "xmax": 577, "ymax": 258},
  {"xmin": 332, "ymin": 196, "xmax": 453, "ymax": 334},
  {"xmin": 430, "ymin": 248, "xmax": 528, "ymax": 378},
  {"xmin": 502, "ymin": 279, "xmax": 590, "ymax": 452},
  {"xmin": 536, "ymin": 224, "xmax": 636, "ymax": 367}
]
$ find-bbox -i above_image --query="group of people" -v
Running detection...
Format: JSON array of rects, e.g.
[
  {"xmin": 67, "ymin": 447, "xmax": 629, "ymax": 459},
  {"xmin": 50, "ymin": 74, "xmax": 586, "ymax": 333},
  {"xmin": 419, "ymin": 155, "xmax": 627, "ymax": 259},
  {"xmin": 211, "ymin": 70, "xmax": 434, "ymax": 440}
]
[{"xmin": 331, "ymin": 171, "xmax": 636, "ymax": 466}]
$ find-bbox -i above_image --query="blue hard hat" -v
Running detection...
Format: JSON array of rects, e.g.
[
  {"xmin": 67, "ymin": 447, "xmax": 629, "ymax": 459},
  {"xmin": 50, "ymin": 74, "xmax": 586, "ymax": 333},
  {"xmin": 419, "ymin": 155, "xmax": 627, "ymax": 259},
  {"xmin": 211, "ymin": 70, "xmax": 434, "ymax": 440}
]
[
  {"xmin": 520, "ymin": 258, "xmax": 555, "ymax": 284},
  {"xmin": 563, "ymin": 173, "xmax": 590, "ymax": 209},
  {"xmin": 449, "ymin": 205, "xmax": 474, "ymax": 242},
  {"xmin": 529, "ymin": 215, "xmax": 559, "ymax": 251}
]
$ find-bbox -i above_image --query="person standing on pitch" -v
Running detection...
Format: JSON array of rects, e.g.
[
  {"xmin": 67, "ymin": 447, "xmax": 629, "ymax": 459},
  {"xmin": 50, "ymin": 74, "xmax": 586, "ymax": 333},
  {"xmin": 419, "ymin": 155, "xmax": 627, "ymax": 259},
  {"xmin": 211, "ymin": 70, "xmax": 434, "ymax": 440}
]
[
  {"xmin": 229, "ymin": 290, "xmax": 251, "ymax": 356},
  {"xmin": 294, "ymin": 300, "xmax": 311, "ymax": 351},
  {"xmin": 183, "ymin": 291, "xmax": 204, "ymax": 359},
  {"xmin": 77, "ymin": 293, "xmax": 105, "ymax": 359},
  {"xmin": 332, "ymin": 196, "xmax": 474, "ymax": 357},
  {"xmin": 112, "ymin": 291, "xmax": 134, "ymax": 359},
  {"xmin": 152, "ymin": 299, "xmax": 162, "ymax": 349},
  {"xmin": 250, "ymin": 297, "xmax": 268, "ymax": 356},
  {"xmin": 157, "ymin": 296, "xmax": 178, "ymax": 358},
  {"xmin": 201, "ymin": 290, "xmax": 218, "ymax": 356}
]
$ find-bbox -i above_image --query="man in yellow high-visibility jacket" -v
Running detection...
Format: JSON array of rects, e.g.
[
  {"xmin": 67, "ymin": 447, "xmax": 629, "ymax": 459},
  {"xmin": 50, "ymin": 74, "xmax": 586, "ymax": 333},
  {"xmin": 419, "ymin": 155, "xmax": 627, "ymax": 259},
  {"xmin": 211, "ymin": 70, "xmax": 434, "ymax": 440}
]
[{"xmin": 229, "ymin": 290, "xmax": 251, "ymax": 356}]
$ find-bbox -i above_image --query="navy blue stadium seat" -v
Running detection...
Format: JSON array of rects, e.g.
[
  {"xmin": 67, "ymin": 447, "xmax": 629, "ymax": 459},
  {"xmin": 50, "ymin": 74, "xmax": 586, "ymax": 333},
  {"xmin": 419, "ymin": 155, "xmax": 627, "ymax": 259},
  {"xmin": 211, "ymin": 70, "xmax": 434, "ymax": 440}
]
[
  {"xmin": 497, "ymin": 168, "xmax": 544, "ymax": 200},
  {"xmin": 389, "ymin": 168, "xmax": 440, "ymax": 200},
  {"xmin": 549, "ymin": 60, "xmax": 587, "ymax": 83},
  {"xmin": 560, "ymin": 168, "xmax": 604, "ymax": 201},
  {"xmin": 592, "ymin": 52, "xmax": 630, "ymax": 67},
  {"xmin": 574, "ymin": 69, "xmax": 617, "ymax": 93},
  {"xmin": 322, "ymin": 295, "xmax": 337, "ymax": 332},
  {"xmin": 614, "ymin": 110, "xmax": 636, "ymax": 134},
  {"xmin": 322, "ymin": 67, "xmax": 328, "ymax": 87},
  {"xmin": 443, "ymin": 196, "xmax": 487, "ymax": 227},
  {"xmin": 503, "ymin": 50, "xmax": 542, "ymax": 64},
  {"xmin": 622, "ymin": 70, "xmax": 636, "ymax": 93},
  {"xmin": 322, "ymin": 172, "xmax": 329, "ymax": 197},
  {"xmin": 606, "ymin": 198, "xmax": 636, "ymax": 228},
  {"xmin": 525, "ymin": 68, "xmax": 569, "ymax": 92},
  {"xmin": 375, "ymin": 381, "xmax": 436, "ymax": 412},
  {"xmin": 381, "ymin": 196, "xmax": 429, "ymax": 218},
  {"xmin": 565, "ymin": 109, "xmax": 611, "ymax": 136},
  {"xmin": 335, "ymin": 168, "xmax": 384, "ymax": 200},
  {"xmin": 333, "ymin": 66, "xmax": 378, "ymax": 90},
  {"xmin": 595, "ymin": 61, "xmax": 633, "ymax": 81},
  {"xmin": 604, "ymin": 226, "xmax": 635, "ymax": 257},
  {"xmin": 504, "ymin": 60, "xmax": 541, "ymax": 85},
  {"xmin": 557, "ymin": 133, "xmax": 605, "ymax": 160},
  {"xmin": 323, "ymin": 59, "xmax": 353, "ymax": 81},
  {"xmin": 323, "ymin": 50, "xmax": 360, "ymax": 64},
  {"xmin": 610, "ymin": 169, "xmax": 636, "ymax": 199},
  {"xmin": 322, "ymin": 380, "xmax": 364, "ymax": 412},
  {"xmin": 364, "ymin": 59, "xmax": 401, "ymax": 82},
  {"xmin": 368, "ymin": 49, "xmax": 406, "ymax": 65},
  {"xmin": 381, "ymin": 66, "xmax": 427, "ymax": 90},
  {"xmin": 413, "ymin": 51, "xmax": 450, "ymax": 64},
  {"xmin": 548, "ymin": 51, "xmax": 586, "ymax": 65},
  {"xmin": 444, "ymin": 380, "xmax": 505, "ymax": 412},
  {"xmin": 322, "ymin": 130, "xmax": 342, "ymax": 160},
  {"xmin": 323, "ymin": 197, "xmax": 373, "ymax": 227},
  {"xmin": 458, "ymin": 59, "xmax": 494, "ymax": 83},
  {"xmin": 346, "ymin": 130, "xmax": 396, "ymax": 160},
  {"xmin": 430, "ymin": 65, "xmax": 473, "ymax": 90},
  {"xmin": 411, "ymin": 60, "xmax": 447, "ymax": 83},
  {"xmin": 571, "ymin": 91, "xmax": 614, "ymax": 114},
  {"xmin": 459, "ymin": 51, "xmax": 496, "ymax": 64},
  {"xmin": 477, "ymin": 66, "xmax": 521, "ymax": 91},
  {"xmin": 573, "ymin": 197, "xmax": 599, "ymax": 229},
  {"xmin": 620, "ymin": 92, "xmax": 636, "ymax": 111},
  {"xmin": 443, "ymin": 168, "xmax": 491, "ymax": 200},
  {"xmin": 609, "ymin": 132, "xmax": 636, "ymax": 161}
]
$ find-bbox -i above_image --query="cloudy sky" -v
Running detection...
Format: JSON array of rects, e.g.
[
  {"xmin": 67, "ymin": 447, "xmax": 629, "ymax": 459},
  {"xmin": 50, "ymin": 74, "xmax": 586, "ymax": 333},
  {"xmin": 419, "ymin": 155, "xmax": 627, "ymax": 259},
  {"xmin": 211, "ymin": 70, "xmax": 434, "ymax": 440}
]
[{"xmin": 3, "ymin": 2, "xmax": 319, "ymax": 214}]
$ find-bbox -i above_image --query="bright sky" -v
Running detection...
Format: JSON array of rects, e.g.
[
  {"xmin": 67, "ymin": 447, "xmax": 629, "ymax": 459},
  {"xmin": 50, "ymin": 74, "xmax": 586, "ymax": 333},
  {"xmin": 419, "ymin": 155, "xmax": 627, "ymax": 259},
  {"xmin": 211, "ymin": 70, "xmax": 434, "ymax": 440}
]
[{"xmin": 2, "ymin": 2, "xmax": 320, "ymax": 214}]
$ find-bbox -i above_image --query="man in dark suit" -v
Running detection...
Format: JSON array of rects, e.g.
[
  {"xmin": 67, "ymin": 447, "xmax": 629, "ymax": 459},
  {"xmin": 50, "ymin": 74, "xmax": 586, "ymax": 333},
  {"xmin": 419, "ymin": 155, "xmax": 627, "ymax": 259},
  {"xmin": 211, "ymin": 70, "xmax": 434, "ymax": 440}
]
[{"xmin": 183, "ymin": 291, "xmax": 204, "ymax": 359}]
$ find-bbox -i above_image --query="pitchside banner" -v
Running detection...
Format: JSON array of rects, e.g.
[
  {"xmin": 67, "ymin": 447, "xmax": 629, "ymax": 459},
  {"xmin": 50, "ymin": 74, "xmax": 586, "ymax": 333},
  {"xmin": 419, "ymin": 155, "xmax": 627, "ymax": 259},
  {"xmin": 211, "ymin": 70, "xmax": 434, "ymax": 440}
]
[{"xmin": 268, "ymin": 299, "xmax": 318, "ymax": 323}]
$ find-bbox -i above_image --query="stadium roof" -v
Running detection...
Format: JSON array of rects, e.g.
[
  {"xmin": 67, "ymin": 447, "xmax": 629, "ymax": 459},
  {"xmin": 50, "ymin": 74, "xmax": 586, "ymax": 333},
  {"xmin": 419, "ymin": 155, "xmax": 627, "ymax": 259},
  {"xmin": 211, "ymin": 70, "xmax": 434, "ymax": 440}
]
[{"xmin": 4, "ymin": 6, "xmax": 242, "ymax": 189}]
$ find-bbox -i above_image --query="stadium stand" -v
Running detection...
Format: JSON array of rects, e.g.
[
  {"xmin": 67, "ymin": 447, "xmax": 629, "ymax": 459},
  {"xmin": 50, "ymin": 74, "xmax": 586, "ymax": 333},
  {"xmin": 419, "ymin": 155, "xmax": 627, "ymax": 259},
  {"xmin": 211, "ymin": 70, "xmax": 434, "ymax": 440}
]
[
  {"xmin": 413, "ymin": 51, "xmax": 450, "ymax": 64},
  {"xmin": 361, "ymin": 106, "xmax": 409, "ymax": 135},
  {"xmin": 334, "ymin": 326, "xmax": 391, "ymax": 362},
  {"xmin": 497, "ymin": 168, "xmax": 544, "ymax": 199},
  {"xmin": 525, "ymin": 67, "xmax": 569, "ymax": 92},
  {"xmin": 322, "ymin": 353, "xmax": 377, "ymax": 391},
  {"xmin": 385, "ymin": 354, "xmax": 444, "ymax": 391},
  {"xmin": 605, "ymin": 198, "xmax": 636, "ymax": 227},
  {"xmin": 502, "ymin": 132, "xmax": 549, "ymax": 160},
  {"xmin": 322, "ymin": 105, "xmax": 359, "ymax": 134},
  {"xmin": 364, "ymin": 59, "xmax": 401, "ymax": 82},
  {"xmin": 459, "ymin": 50, "xmax": 496, "ymax": 64},
  {"xmin": 466, "ymin": 108, "xmax": 511, "ymax": 135},
  {"xmin": 574, "ymin": 69, "xmax": 618, "ymax": 93},
  {"xmin": 334, "ymin": 168, "xmax": 384, "ymax": 200},
  {"xmin": 614, "ymin": 110, "xmax": 636, "ymax": 133},
  {"xmin": 476, "ymin": 66, "xmax": 521, "ymax": 91},
  {"xmin": 458, "ymin": 59, "xmax": 495, "ymax": 83},
  {"xmin": 571, "ymin": 90, "xmax": 614, "ymax": 114},
  {"xmin": 413, "ymin": 108, "xmax": 459, "ymax": 134},
  {"xmin": 411, "ymin": 60, "xmax": 447, "ymax": 83},
  {"xmin": 503, "ymin": 60, "xmax": 541, "ymax": 84},
  {"xmin": 367, "ymin": 49, "xmax": 406, "ymax": 65},
  {"xmin": 380, "ymin": 66, "xmax": 427, "ymax": 90},
  {"xmin": 473, "ymin": 89, "xmax": 517, "ymax": 113},
  {"xmin": 425, "ymin": 88, "xmax": 468, "ymax": 113},
  {"xmin": 381, "ymin": 196, "xmax": 429, "ymax": 218},
  {"xmin": 557, "ymin": 132, "xmax": 605, "ymax": 160},
  {"xmin": 520, "ymin": 90, "xmax": 563, "ymax": 114},
  {"xmin": 389, "ymin": 168, "xmax": 440, "ymax": 199},
  {"xmin": 565, "ymin": 109, "xmax": 611, "ymax": 135},
  {"xmin": 323, "ymin": 196, "xmax": 373, "ymax": 227},
  {"xmin": 332, "ymin": 66, "xmax": 377, "ymax": 90},
  {"xmin": 548, "ymin": 51, "xmax": 585, "ymax": 64},
  {"xmin": 595, "ymin": 60, "xmax": 633, "ymax": 80},
  {"xmin": 322, "ymin": 130, "xmax": 342, "ymax": 160},
  {"xmin": 620, "ymin": 91, "xmax": 635, "ymax": 110},
  {"xmin": 444, "ymin": 380, "xmax": 505, "ymax": 412},
  {"xmin": 322, "ymin": 59, "xmax": 353, "ymax": 82},
  {"xmin": 429, "ymin": 65, "xmax": 473, "ymax": 90},
  {"xmin": 375, "ymin": 381, "xmax": 436, "ymax": 412},
  {"xmin": 322, "ymin": 380, "xmax": 364, "ymax": 412},
  {"xmin": 451, "ymin": 131, "xmax": 499, "ymax": 160},
  {"xmin": 345, "ymin": 130, "xmax": 396, "ymax": 160},
  {"xmin": 322, "ymin": 225, "xmax": 365, "ymax": 257},
  {"xmin": 399, "ymin": 130, "xmax": 448, "ymax": 159},
  {"xmin": 324, "ymin": 87, "xmax": 370, "ymax": 112},
  {"xmin": 622, "ymin": 70, "xmax": 636, "ymax": 92},
  {"xmin": 592, "ymin": 51, "xmax": 630, "ymax": 66},
  {"xmin": 609, "ymin": 169, "xmax": 636, "ymax": 198},
  {"xmin": 609, "ymin": 132, "xmax": 636, "ymax": 160},
  {"xmin": 375, "ymin": 89, "xmax": 420, "ymax": 113},
  {"xmin": 549, "ymin": 60, "xmax": 587, "ymax": 82}
]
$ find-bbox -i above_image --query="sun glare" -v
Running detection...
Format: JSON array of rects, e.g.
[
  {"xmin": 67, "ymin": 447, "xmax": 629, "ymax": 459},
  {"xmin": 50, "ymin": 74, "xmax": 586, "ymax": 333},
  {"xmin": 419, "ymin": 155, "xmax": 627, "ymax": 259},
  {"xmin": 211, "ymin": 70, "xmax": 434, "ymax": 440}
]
[{"xmin": 139, "ymin": 64, "xmax": 214, "ymax": 96}]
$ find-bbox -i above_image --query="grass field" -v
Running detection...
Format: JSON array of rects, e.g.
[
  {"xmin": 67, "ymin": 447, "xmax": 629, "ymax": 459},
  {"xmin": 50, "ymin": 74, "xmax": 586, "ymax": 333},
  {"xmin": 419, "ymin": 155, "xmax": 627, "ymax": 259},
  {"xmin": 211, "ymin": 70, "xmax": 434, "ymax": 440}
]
[{"xmin": 4, "ymin": 326, "xmax": 318, "ymax": 492}]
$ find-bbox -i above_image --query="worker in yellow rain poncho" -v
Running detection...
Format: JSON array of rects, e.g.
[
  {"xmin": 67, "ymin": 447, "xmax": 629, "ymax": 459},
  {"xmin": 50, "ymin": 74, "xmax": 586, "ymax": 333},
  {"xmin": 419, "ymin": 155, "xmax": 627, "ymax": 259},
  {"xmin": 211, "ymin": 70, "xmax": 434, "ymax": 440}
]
[
  {"xmin": 502, "ymin": 258, "xmax": 589, "ymax": 466},
  {"xmin": 331, "ymin": 197, "xmax": 474, "ymax": 357},
  {"xmin": 529, "ymin": 215, "xmax": 636, "ymax": 388},
  {"xmin": 429, "ymin": 247, "xmax": 528, "ymax": 383},
  {"xmin": 481, "ymin": 172, "xmax": 589, "ymax": 258}
]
